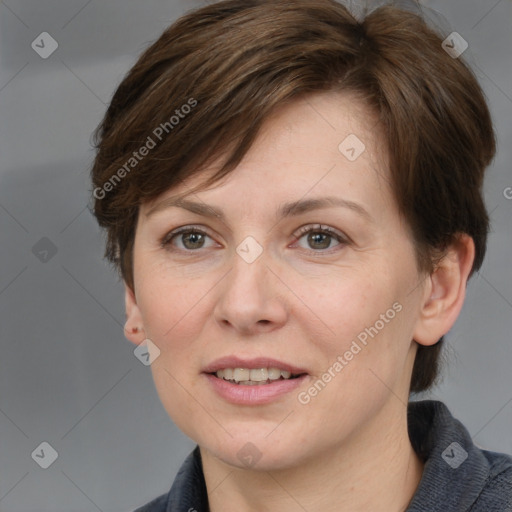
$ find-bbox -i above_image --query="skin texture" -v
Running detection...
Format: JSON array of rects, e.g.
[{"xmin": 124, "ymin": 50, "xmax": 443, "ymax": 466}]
[{"xmin": 124, "ymin": 92, "xmax": 475, "ymax": 511}]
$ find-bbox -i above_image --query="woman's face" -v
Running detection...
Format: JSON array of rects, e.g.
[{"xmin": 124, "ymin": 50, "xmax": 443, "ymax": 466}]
[{"xmin": 126, "ymin": 92, "xmax": 431, "ymax": 470}]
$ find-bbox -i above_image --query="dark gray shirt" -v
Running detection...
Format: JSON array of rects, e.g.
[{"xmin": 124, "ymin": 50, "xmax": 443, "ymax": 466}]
[{"xmin": 134, "ymin": 400, "xmax": 512, "ymax": 511}]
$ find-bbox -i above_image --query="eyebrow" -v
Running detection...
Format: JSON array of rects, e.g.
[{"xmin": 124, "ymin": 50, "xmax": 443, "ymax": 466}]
[{"xmin": 145, "ymin": 195, "xmax": 373, "ymax": 222}]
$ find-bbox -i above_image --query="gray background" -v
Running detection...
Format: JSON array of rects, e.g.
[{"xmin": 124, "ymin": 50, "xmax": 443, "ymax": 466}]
[{"xmin": 0, "ymin": 0, "xmax": 511, "ymax": 511}]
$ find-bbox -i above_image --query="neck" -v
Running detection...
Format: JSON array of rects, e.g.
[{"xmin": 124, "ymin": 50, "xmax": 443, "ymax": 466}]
[{"xmin": 201, "ymin": 402, "xmax": 424, "ymax": 512}]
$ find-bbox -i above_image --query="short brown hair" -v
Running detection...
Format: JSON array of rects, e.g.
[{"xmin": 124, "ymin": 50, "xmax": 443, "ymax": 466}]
[{"xmin": 89, "ymin": 0, "xmax": 496, "ymax": 393}]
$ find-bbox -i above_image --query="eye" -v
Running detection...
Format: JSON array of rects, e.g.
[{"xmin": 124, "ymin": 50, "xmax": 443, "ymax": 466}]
[
  {"xmin": 160, "ymin": 226, "xmax": 217, "ymax": 251},
  {"xmin": 292, "ymin": 224, "xmax": 348, "ymax": 252},
  {"xmin": 160, "ymin": 224, "xmax": 349, "ymax": 253}
]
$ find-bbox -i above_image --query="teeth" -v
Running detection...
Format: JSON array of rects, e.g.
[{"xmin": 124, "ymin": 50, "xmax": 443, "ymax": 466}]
[
  {"xmin": 214, "ymin": 367, "xmax": 300, "ymax": 384},
  {"xmin": 249, "ymin": 368, "xmax": 268, "ymax": 381},
  {"xmin": 233, "ymin": 368, "xmax": 250, "ymax": 382},
  {"xmin": 268, "ymin": 367, "xmax": 281, "ymax": 379}
]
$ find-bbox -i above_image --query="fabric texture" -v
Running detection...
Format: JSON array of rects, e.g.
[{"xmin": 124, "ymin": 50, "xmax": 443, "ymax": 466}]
[{"xmin": 133, "ymin": 400, "xmax": 512, "ymax": 511}]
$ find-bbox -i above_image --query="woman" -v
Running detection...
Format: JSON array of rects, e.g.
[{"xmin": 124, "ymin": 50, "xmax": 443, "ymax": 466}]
[{"xmin": 90, "ymin": 0, "xmax": 512, "ymax": 510}]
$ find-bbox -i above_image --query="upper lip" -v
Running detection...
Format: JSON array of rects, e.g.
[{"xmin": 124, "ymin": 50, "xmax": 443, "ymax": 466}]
[{"xmin": 202, "ymin": 356, "xmax": 308, "ymax": 375}]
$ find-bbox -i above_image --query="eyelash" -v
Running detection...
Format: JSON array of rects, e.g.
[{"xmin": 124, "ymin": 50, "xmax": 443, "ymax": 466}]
[
  {"xmin": 293, "ymin": 225, "xmax": 348, "ymax": 252},
  {"xmin": 160, "ymin": 224, "xmax": 349, "ymax": 254}
]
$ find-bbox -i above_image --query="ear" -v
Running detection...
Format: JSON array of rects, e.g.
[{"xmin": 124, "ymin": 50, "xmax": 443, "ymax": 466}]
[
  {"xmin": 413, "ymin": 234, "xmax": 475, "ymax": 347},
  {"xmin": 124, "ymin": 282, "xmax": 145, "ymax": 346}
]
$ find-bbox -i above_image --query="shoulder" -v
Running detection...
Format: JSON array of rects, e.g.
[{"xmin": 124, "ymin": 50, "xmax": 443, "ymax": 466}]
[
  {"xmin": 470, "ymin": 448, "xmax": 512, "ymax": 511},
  {"xmin": 132, "ymin": 492, "xmax": 168, "ymax": 512},
  {"xmin": 407, "ymin": 400, "xmax": 512, "ymax": 511},
  {"xmin": 130, "ymin": 445, "xmax": 208, "ymax": 511}
]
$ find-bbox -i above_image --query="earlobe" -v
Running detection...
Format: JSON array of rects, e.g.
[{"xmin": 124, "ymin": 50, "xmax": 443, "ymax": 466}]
[
  {"xmin": 413, "ymin": 234, "xmax": 475, "ymax": 347},
  {"xmin": 124, "ymin": 282, "xmax": 145, "ymax": 345}
]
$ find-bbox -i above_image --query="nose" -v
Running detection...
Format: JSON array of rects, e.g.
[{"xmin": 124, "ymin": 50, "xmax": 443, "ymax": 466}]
[{"xmin": 213, "ymin": 244, "xmax": 289, "ymax": 335}]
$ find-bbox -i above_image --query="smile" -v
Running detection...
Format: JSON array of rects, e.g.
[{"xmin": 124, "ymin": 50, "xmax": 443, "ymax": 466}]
[
  {"xmin": 202, "ymin": 357, "xmax": 309, "ymax": 404},
  {"xmin": 214, "ymin": 367, "xmax": 303, "ymax": 385}
]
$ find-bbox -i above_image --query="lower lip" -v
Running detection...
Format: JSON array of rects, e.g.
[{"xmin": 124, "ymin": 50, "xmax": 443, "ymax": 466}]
[{"xmin": 204, "ymin": 373, "xmax": 308, "ymax": 405}]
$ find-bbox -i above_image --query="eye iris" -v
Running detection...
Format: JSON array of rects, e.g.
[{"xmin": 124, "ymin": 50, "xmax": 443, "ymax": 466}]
[
  {"xmin": 183, "ymin": 232, "xmax": 205, "ymax": 249},
  {"xmin": 308, "ymin": 232, "xmax": 331, "ymax": 249}
]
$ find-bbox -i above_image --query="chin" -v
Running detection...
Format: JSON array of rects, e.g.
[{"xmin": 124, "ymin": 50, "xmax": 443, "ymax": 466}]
[{"xmin": 200, "ymin": 433, "xmax": 312, "ymax": 473}]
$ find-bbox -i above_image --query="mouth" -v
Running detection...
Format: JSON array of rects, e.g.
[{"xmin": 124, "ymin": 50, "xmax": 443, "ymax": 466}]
[
  {"xmin": 202, "ymin": 357, "xmax": 309, "ymax": 404},
  {"xmin": 209, "ymin": 367, "xmax": 307, "ymax": 386}
]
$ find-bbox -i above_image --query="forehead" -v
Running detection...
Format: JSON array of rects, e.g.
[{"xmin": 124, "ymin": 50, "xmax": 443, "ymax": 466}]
[{"xmin": 140, "ymin": 91, "xmax": 390, "ymax": 215}]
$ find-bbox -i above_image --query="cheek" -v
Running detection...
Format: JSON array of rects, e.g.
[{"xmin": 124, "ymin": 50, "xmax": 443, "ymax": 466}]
[
  {"xmin": 298, "ymin": 270, "xmax": 412, "ymax": 400},
  {"xmin": 300, "ymin": 268, "xmax": 401, "ymax": 346},
  {"xmin": 135, "ymin": 256, "xmax": 215, "ymax": 341},
  {"xmin": 135, "ymin": 263, "xmax": 215, "ymax": 437}
]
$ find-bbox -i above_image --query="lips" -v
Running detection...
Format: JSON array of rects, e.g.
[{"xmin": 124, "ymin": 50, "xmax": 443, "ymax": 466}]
[{"xmin": 202, "ymin": 356, "xmax": 309, "ymax": 404}]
